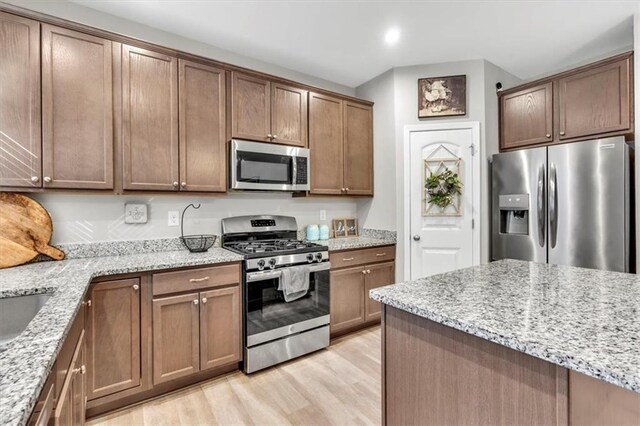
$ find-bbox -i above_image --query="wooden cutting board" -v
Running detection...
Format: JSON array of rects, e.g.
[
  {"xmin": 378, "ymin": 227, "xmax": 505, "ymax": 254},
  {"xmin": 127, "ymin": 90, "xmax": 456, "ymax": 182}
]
[{"xmin": 0, "ymin": 193, "xmax": 65, "ymax": 268}]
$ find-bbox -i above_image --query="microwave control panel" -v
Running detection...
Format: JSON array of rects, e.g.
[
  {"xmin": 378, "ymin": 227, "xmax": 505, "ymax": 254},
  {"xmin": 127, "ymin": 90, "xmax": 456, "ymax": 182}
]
[{"xmin": 295, "ymin": 157, "xmax": 308, "ymax": 184}]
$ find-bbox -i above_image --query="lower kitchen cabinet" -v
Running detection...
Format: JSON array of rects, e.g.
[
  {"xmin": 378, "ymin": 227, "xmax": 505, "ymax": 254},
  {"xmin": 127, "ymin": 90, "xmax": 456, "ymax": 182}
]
[
  {"xmin": 329, "ymin": 245, "xmax": 396, "ymax": 336},
  {"xmin": 86, "ymin": 278, "xmax": 141, "ymax": 400},
  {"xmin": 152, "ymin": 284, "xmax": 242, "ymax": 384},
  {"xmin": 200, "ymin": 286, "xmax": 241, "ymax": 370},
  {"xmin": 54, "ymin": 330, "xmax": 86, "ymax": 426},
  {"xmin": 152, "ymin": 292, "xmax": 201, "ymax": 384}
]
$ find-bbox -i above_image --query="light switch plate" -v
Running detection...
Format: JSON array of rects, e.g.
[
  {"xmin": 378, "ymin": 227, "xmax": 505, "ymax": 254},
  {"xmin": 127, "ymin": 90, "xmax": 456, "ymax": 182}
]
[
  {"xmin": 168, "ymin": 211, "xmax": 180, "ymax": 227},
  {"xmin": 124, "ymin": 204, "xmax": 148, "ymax": 224}
]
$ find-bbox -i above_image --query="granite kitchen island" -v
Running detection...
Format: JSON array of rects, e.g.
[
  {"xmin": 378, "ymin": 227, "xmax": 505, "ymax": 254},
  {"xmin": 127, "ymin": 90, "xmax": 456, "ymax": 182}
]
[{"xmin": 370, "ymin": 259, "xmax": 640, "ymax": 426}]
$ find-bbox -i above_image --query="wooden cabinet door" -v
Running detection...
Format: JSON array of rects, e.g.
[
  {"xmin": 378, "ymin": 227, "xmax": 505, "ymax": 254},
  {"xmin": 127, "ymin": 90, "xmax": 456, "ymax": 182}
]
[
  {"xmin": 178, "ymin": 59, "xmax": 226, "ymax": 192},
  {"xmin": 558, "ymin": 57, "xmax": 631, "ymax": 140},
  {"xmin": 122, "ymin": 45, "xmax": 178, "ymax": 191},
  {"xmin": 86, "ymin": 278, "xmax": 141, "ymax": 400},
  {"xmin": 0, "ymin": 12, "xmax": 41, "ymax": 188},
  {"xmin": 152, "ymin": 293, "xmax": 200, "ymax": 384},
  {"xmin": 309, "ymin": 92, "xmax": 344, "ymax": 195},
  {"xmin": 500, "ymin": 83, "xmax": 553, "ymax": 150},
  {"xmin": 330, "ymin": 266, "xmax": 365, "ymax": 334},
  {"xmin": 343, "ymin": 102, "xmax": 373, "ymax": 195},
  {"xmin": 54, "ymin": 330, "xmax": 85, "ymax": 426},
  {"xmin": 231, "ymin": 72, "xmax": 271, "ymax": 142},
  {"xmin": 41, "ymin": 25, "xmax": 113, "ymax": 189},
  {"xmin": 364, "ymin": 261, "xmax": 395, "ymax": 322},
  {"xmin": 271, "ymin": 83, "xmax": 308, "ymax": 147},
  {"xmin": 200, "ymin": 286, "xmax": 241, "ymax": 370}
]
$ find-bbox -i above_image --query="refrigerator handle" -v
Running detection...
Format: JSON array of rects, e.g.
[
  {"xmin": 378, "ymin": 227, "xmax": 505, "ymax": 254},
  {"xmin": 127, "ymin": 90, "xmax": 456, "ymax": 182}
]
[
  {"xmin": 537, "ymin": 164, "xmax": 546, "ymax": 247},
  {"xmin": 549, "ymin": 162, "xmax": 558, "ymax": 248}
]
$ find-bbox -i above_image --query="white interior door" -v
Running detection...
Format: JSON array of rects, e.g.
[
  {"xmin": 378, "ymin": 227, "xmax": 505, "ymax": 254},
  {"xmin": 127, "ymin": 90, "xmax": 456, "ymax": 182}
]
[{"xmin": 408, "ymin": 124, "xmax": 479, "ymax": 279}]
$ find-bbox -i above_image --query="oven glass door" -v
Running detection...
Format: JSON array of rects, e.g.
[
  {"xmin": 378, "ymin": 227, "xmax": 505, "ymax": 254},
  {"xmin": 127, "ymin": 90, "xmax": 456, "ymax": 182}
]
[
  {"xmin": 246, "ymin": 266, "xmax": 329, "ymax": 346},
  {"xmin": 237, "ymin": 151, "xmax": 293, "ymax": 185}
]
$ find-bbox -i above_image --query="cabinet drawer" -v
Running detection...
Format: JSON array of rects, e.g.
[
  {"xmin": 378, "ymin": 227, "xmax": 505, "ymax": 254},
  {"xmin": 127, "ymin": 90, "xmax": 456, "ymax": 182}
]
[
  {"xmin": 153, "ymin": 263, "xmax": 241, "ymax": 296},
  {"xmin": 330, "ymin": 245, "xmax": 395, "ymax": 269}
]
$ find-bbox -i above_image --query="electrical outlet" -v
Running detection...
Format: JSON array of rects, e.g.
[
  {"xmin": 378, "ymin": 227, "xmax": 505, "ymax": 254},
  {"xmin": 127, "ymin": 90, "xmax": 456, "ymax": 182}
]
[
  {"xmin": 319, "ymin": 210, "xmax": 326, "ymax": 221},
  {"xmin": 168, "ymin": 211, "xmax": 179, "ymax": 227}
]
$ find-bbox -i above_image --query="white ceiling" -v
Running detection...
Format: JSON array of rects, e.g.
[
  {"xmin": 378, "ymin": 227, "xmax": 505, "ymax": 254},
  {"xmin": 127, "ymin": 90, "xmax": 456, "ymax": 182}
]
[{"xmin": 71, "ymin": 1, "xmax": 637, "ymax": 88}]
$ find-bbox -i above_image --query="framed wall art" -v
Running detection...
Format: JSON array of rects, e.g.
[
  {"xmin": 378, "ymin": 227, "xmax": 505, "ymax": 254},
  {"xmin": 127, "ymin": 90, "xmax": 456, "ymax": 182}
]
[{"xmin": 418, "ymin": 75, "xmax": 466, "ymax": 118}]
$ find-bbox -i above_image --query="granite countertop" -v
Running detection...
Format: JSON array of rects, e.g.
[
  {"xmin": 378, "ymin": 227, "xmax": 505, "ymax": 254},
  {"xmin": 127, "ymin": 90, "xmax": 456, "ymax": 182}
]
[
  {"xmin": 370, "ymin": 259, "xmax": 640, "ymax": 394},
  {"xmin": 319, "ymin": 236, "xmax": 396, "ymax": 251},
  {"xmin": 0, "ymin": 248, "xmax": 243, "ymax": 426}
]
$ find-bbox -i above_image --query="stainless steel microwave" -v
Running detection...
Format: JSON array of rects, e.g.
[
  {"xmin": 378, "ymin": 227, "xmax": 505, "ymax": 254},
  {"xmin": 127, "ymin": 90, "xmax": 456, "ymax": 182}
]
[{"xmin": 229, "ymin": 140, "xmax": 310, "ymax": 191}]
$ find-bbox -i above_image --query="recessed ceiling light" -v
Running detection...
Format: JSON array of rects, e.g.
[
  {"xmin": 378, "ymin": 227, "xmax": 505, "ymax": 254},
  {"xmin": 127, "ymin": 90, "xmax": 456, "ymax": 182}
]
[{"xmin": 384, "ymin": 27, "xmax": 400, "ymax": 45}]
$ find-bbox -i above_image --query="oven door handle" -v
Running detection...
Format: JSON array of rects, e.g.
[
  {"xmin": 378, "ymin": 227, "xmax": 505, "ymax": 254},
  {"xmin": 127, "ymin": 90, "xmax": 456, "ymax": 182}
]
[{"xmin": 246, "ymin": 262, "xmax": 331, "ymax": 283}]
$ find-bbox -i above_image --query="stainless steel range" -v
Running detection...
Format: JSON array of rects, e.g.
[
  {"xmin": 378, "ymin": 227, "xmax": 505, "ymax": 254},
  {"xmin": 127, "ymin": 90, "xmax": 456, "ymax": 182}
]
[{"xmin": 221, "ymin": 215, "xmax": 330, "ymax": 373}]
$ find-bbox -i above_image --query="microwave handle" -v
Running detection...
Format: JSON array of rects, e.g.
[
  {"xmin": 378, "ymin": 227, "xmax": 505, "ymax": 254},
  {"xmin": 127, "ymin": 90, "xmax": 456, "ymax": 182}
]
[{"xmin": 292, "ymin": 156, "xmax": 298, "ymax": 185}]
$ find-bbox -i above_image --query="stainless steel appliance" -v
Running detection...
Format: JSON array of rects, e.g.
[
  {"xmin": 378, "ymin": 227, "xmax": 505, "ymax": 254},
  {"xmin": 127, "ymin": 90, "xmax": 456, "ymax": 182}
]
[
  {"xmin": 492, "ymin": 136, "xmax": 633, "ymax": 272},
  {"xmin": 229, "ymin": 140, "xmax": 310, "ymax": 191},
  {"xmin": 221, "ymin": 215, "xmax": 329, "ymax": 373}
]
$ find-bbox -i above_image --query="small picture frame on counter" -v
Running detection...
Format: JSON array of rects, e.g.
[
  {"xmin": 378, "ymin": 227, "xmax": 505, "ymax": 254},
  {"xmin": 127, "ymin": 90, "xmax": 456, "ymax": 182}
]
[{"xmin": 332, "ymin": 218, "xmax": 358, "ymax": 238}]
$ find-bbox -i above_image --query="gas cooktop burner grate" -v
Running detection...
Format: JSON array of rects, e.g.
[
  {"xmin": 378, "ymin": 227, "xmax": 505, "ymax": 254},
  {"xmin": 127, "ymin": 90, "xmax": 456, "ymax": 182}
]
[{"xmin": 224, "ymin": 239, "xmax": 323, "ymax": 255}]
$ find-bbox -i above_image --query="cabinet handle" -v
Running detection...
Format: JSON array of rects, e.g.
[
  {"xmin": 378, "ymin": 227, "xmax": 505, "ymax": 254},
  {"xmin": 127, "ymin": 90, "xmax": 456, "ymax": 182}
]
[
  {"xmin": 545, "ymin": 134, "xmax": 551, "ymax": 138},
  {"xmin": 345, "ymin": 188, "xmax": 350, "ymax": 192},
  {"xmin": 84, "ymin": 300, "xmax": 91, "ymax": 307},
  {"xmin": 132, "ymin": 284, "xmax": 139, "ymax": 291},
  {"xmin": 193, "ymin": 299, "xmax": 199, "ymax": 305},
  {"xmin": 181, "ymin": 182, "xmax": 187, "ymax": 188},
  {"xmin": 272, "ymin": 134, "xmax": 278, "ymax": 139},
  {"xmin": 201, "ymin": 297, "xmax": 207, "ymax": 304},
  {"xmin": 375, "ymin": 253, "xmax": 387, "ymax": 257},
  {"xmin": 31, "ymin": 176, "xmax": 39, "ymax": 183},
  {"xmin": 267, "ymin": 134, "xmax": 273, "ymax": 139},
  {"xmin": 172, "ymin": 181, "xmax": 179, "ymax": 187},
  {"xmin": 342, "ymin": 257, "xmax": 355, "ymax": 261},
  {"xmin": 44, "ymin": 176, "xmax": 52, "ymax": 183},
  {"xmin": 361, "ymin": 270, "xmax": 367, "ymax": 275},
  {"xmin": 367, "ymin": 269, "xmax": 371, "ymax": 274},
  {"xmin": 559, "ymin": 131, "xmax": 566, "ymax": 136},
  {"xmin": 189, "ymin": 276, "xmax": 210, "ymax": 283},
  {"xmin": 341, "ymin": 188, "xmax": 346, "ymax": 192},
  {"xmin": 73, "ymin": 365, "xmax": 86, "ymax": 375}
]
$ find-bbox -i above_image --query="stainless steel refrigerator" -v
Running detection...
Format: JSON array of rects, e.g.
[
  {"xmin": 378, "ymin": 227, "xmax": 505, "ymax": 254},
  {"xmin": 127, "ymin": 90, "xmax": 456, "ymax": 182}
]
[{"xmin": 491, "ymin": 136, "xmax": 633, "ymax": 272}]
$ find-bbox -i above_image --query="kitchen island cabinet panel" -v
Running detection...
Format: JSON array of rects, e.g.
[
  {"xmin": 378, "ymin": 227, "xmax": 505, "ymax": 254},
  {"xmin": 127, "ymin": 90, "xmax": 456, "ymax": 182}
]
[
  {"xmin": 86, "ymin": 278, "xmax": 141, "ymax": 400},
  {"xmin": 0, "ymin": 12, "xmax": 41, "ymax": 188},
  {"xmin": 121, "ymin": 45, "xmax": 178, "ymax": 191},
  {"xmin": 41, "ymin": 25, "xmax": 113, "ymax": 189}
]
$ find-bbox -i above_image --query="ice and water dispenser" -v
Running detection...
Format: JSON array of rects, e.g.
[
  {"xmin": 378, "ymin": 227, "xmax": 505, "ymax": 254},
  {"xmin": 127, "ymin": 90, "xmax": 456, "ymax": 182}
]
[{"xmin": 498, "ymin": 194, "xmax": 529, "ymax": 235}]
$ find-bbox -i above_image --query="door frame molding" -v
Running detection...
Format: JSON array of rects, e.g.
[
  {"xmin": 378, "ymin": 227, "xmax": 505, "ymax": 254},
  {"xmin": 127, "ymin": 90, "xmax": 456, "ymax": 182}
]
[{"xmin": 402, "ymin": 121, "xmax": 481, "ymax": 279}]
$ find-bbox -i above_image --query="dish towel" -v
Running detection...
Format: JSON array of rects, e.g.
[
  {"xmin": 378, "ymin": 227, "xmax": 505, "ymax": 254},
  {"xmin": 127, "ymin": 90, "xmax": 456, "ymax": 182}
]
[{"xmin": 278, "ymin": 265, "xmax": 310, "ymax": 302}]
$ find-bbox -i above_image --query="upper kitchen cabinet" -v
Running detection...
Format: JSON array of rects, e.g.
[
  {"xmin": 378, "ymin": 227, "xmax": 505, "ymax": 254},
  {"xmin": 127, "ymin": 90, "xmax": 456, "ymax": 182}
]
[
  {"xmin": 271, "ymin": 83, "xmax": 308, "ymax": 147},
  {"xmin": 309, "ymin": 93, "xmax": 344, "ymax": 195},
  {"xmin": 343, "ymin": 102, "xmax": 373, "ymax": 195},
  {"xmin": 0, "ymin": 12, "xmax": 41, "ymax": 188},
  {"xmin": 309, "ymin": 93, "xmax": 374, "ymax": 196},
  {"xmin": 179, "ymin": 60, "xmax": 227, "ymax": 192},
  {"xmin": 41, "ymin": 25, "xmax": 113, "ymax": 189},
  {"xmin": 231, "ymin": 72, "xmax": 308, "ymax": 146},
  {"xmin": 121, "ymin": 44, "xmax": 179, "ymax": 191},
  {"xmin": 499, "ymin": 52, "xmax": 634, "ymax": 151},
  {"xmin": 500, "ymin": 83, "xmax": 553, "ymax": 150},
  {"xmin": 558, "ymin": 56, "xmax": 631, "ymax": 141}
]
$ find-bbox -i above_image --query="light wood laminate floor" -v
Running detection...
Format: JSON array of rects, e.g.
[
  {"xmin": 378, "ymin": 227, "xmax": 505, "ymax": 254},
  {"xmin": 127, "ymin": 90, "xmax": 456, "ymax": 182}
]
[{"xmin": 88, "ymin": 326, "xmax": 381, "ymax": 426}]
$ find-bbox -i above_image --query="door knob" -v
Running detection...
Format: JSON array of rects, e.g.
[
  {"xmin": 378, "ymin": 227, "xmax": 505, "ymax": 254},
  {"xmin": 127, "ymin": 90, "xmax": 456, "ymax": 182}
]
[{"xmin": 413, "ymin": 235, "xmax": 421, "ymax": 241}]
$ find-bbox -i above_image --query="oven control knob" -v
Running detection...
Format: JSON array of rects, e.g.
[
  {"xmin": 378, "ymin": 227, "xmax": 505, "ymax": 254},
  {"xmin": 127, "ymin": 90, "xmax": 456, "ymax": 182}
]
[
  {"xmin": 315, "ymin": 252, "xmax": 323, "ymax": 262},
  {"xmin": 307, "ymin": 253, "xmax": 314, "ymax": 263},
  {"xmin": 268, "ymin": 258, "xmax": 277, "ymax": 269},
  {"xmin": 257, "ymin": 259, "xmax": 265, "ymax": 270}
]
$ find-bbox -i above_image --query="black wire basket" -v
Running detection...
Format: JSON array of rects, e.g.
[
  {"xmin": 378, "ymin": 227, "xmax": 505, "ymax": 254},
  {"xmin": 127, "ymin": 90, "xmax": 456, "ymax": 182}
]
[{"xmin": 180, "ymin": 204, "xmax": 216, "ymax": 253}]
